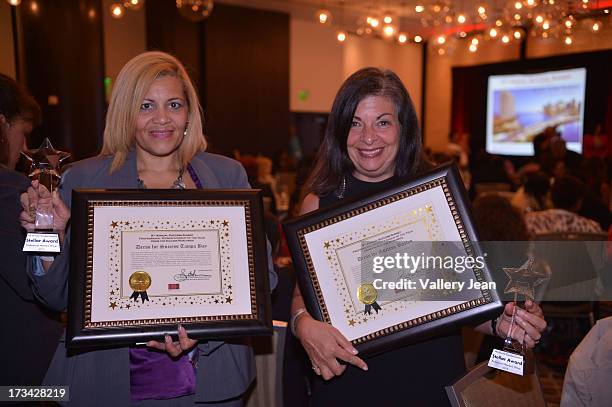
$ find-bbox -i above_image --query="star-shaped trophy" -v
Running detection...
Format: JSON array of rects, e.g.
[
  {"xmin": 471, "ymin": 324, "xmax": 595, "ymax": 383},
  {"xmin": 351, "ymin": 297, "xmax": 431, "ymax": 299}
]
[
  {"xmin": 21, "ymin": 138, "xmax": 71, "ymax": 254},
  {"xmin": 488, "ymin": 258, "xmax": 551, "ymax": 376},
  {"xmin": 503, "ymin": 258, "xmax": 551, "ymax": 300}
]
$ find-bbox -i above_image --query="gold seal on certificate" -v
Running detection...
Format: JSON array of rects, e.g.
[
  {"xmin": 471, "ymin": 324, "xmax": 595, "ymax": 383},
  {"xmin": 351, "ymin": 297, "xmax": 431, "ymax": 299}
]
[
  {"xmin": 357, "ymin": 283, "xmax": 381, "ymax": 315},
  {"xmin": 129, "ymin": 271, "xmax": 152, "ymax": 303}
]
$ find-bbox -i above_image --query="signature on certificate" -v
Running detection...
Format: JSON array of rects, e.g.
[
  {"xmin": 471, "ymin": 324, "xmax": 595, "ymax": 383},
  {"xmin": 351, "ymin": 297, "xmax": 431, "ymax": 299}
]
[{"xmin": 174, "ymin": 269, "xmax": 210, "ymax": 282}]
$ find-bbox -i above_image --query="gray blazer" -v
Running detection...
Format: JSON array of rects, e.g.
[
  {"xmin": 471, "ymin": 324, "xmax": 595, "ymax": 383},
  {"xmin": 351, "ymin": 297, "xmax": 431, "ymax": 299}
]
[{"xmin": 29, "ymin": 151, "xmax": 276, "ymax": 406}]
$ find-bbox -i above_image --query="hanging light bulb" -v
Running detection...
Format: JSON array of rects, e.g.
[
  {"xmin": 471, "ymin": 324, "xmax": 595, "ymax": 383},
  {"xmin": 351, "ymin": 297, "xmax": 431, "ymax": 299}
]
[
  {"xmin": 110, "ymin": 3, "xmax": 124, "ymax": 18},
  {"xmin": 564, "ymin": 34, "xmax": 574, "ymax": 45},
  {"xmin": 514, "ymin": 1, "xmax": 522, "ymax": 10},
  {"xmin": 123, "ymin": 0, "xmax": 144, "ymax": 10},
  {"xmin": 176, "ymin": 0, "xmax": 214, "ymax": 22},
  {"xmin": 7, "ymin": 0, "xmax": 21, "ymax": 6},
  {"xmin": 469, "ymin": 43, "xmax": 478, "ymax": 52},
  {"xmin": 437, "ymin": 47, "xmax": 446, "ymax": 56},
  {"xmin": 383, "ymin": 15, "xmax": 393, "ymax": 24},
  {"xmin": 436, "ymin": 35, "xmax": 446, "ymax": 45},
  {"xmin": 514, "ymin": 13, "xmax": 522, "ymax": 21},
  {"xmin": 398, "ymin": 33, "xmax": 408, "ymax": 44},
  {"xmin": 457, "ymin": 14, "xmax": 466, "ymax": 24},
  {"xmin": 316, "ymin": 8, "xmax": 332, "ymax": 25},
  {"xmin": 369, "ymin": 17, "xmax": 380, "ymax": 28},
  {"xmin": 564, "ymin": 16, "xmax": 574, "ymax": 29},
  {"xmin": 382, "ymin": 25, "xmax": 396, "ymax": 37},
  {"xmin": 535, "ymin": 14, "xmax": 544, "ymax": 24},
  {"xmin": 513, "ymin": 29, "xmax": 523, "ymax": 39},
  {"xmin": 501, "ymin": 34, "xmax": 511, "ymax": 43},
  {"xmin": 542, "ymin": 20, "xmax": 550, "ymax": 30},
  {"xmin": 414, "ymin": 35, "xmax": 423, "ymax": 43},
  {"xmin": 495, "ymin": 19, "xmax": 503, "ymax": 27},
  {"xmin": 526, "ymin": 0, "xmax": 536, "ymax": 6},
  {"xmin": 471, "ymin": 37, "xmax": 479, "ymax": 45},
  {"xmin": 477, "ymin": 4, "xmax": 487, "ymax": 17},
  {"xmin": 590, "ymin": 20, "xmax": 602, "ymax": 32},
  {"xmin": 489, "ymin": 27, "xmax": 498, "ymax": 38},
  {"xmin": 337, "ymin": 31, "xmax": 347, "ymax": 42}
]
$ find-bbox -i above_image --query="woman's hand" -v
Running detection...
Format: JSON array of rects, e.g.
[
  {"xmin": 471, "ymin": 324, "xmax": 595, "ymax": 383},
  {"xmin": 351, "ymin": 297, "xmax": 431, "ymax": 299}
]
[
  {"xmin": 19, "ymin": 180, "xmax": 70, "ymax": 240},
  {"xmin": 147, "ymin": 325, "xmax": 197, "ymax": 358},
  {"xmin": 295, "ymin": 314, "xmax": 368, "ymax": 380},
  {"xmin": 495, "ymin": 300, "xmax": 546, "ymax": 349}
]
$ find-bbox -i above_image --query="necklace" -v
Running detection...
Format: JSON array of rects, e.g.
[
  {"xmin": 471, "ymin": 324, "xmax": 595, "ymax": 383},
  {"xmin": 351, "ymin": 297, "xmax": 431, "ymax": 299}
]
[
  {"xmin": 335, "ymin": 176, "xmax": 347, "ymax": 199},
  {"xmin": 137, "ymin": 167, "xmax": 185, "ymax": 189}
]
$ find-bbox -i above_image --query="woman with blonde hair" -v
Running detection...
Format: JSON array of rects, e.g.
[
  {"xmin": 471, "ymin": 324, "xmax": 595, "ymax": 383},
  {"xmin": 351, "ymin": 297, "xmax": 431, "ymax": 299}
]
[{"xmin": 19, "ymin": 51, "xmax": 275, "ymax": 406}]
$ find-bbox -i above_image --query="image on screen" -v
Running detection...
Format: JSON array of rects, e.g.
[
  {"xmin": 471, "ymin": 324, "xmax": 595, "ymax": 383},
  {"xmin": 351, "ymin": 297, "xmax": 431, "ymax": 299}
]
[{"xmin": 486, "ymin": 68, "xmax": 586, "ymax": 156}]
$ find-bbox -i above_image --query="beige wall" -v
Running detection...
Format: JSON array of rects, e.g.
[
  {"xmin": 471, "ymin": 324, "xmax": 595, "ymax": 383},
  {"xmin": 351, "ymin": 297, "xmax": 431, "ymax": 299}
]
[
  {"xmin": 0, "ymin": 2, "xmax": 16, "ymax": 79},
  {"xmin": 343, "ymin": 35, "xmax": 423, "ymax": 119},
  {"xmin": 290, "ymin": 19, "xmax": 343, "ymax": 112},
  {"xmin": 102, "ymin": 0, "xmax": 146, "ymax": 84},
  {"xmin": 424, "ymin": 39, "xmax": 520, "ymax": 152},
  {"xmin": 290, "ymin": 18, "xmax": 423, "ymax": 118}
]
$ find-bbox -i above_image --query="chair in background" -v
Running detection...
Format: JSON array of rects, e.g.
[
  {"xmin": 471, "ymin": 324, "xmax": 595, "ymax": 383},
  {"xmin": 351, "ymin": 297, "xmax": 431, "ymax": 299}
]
[{"xmin": 445, "ymin": 359, "xmax": 546, "ymax": 407}]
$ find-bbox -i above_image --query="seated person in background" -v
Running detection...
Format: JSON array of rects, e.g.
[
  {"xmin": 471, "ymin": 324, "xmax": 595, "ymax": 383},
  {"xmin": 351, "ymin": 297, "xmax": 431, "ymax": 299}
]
[
  {"xmin": 511, "ymin": 171, "xmax": 551, "ymax": 213},
  {"xmin": 561, "ymin": 316, "xmax": 612, "ymax": 407},
  {"xmin": 0, "ymin": 73, "xmax": 63, "ymax": 386},
  {"xmin": 525, "ymin": 175, "xmax": 603, "ymax": 236}
]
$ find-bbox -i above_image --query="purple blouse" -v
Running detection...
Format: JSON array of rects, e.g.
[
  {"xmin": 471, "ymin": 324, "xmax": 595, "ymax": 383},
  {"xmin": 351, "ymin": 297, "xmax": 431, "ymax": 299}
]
[{"xmin": 129, "ymin": 163, "xmax": 203, "ymax": 402}]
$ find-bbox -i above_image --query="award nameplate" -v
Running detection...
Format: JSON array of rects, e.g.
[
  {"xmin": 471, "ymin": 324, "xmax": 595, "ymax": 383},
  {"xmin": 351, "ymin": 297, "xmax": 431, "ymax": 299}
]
[
  {"xmin": 283, "ymin": 163, "xmax": 503, "ymax": 356},
  {"xmin": 66, "ymin": 189, "xmax": 272, "ymax": 350},
  {"xmin": 21, "ymin": 138, "xmax": 70, "ymax": 253}
]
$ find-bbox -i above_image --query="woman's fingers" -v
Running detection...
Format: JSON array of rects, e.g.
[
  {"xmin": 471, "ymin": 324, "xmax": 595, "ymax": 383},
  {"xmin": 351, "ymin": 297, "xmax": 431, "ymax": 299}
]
[
  {"xmin": 146, "ymin": 340, "xmax": 166, "ymax": 351},
  {"xmin": 318, "ymin": 365, "xmax": 335, "ymax": 381},
  {"xmin": 329, "ymin": 327, "xmax": 368, "ymax": 370},
  {"xmin": 163, "ymin": 334, "xmax": 183, "ymax": 357},
  {"xmin": 145, "ymin": 327, "xmax": 195, "ymax": 358},
  {"xmin": 52, "ymin": 190, "xmax": 71, "ymax": 223},
  {"xmin": 334, "ymin": 348, "xmax": 368, "ymax": 371},
  {"xmin": 177, "ymin": 325, "xmax": 197, "ymax": 352}
]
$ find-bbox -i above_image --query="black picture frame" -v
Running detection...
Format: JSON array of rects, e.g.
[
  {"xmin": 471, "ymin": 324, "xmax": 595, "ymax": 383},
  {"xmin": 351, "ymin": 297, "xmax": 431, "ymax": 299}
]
[
  {"xmin": 283, "ymin": 163, "xmax": 503, "ymax": 356},
  {"xmin": 67, "ymin": 189, "xmax": 272, "ymax": 350}
]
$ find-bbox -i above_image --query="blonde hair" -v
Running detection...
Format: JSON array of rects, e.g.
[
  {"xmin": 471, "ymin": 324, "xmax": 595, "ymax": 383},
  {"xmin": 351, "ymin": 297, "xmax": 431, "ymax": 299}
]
[{"xmin": 101, "ymin": 51, "xmax": 206, "ymax": 172}]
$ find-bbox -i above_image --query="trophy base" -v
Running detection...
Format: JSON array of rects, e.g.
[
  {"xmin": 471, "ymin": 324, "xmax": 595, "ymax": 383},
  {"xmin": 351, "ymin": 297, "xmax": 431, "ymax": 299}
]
[{"xmin": 23, "ymin": 231, "xmax": 61, "ymax": 253}]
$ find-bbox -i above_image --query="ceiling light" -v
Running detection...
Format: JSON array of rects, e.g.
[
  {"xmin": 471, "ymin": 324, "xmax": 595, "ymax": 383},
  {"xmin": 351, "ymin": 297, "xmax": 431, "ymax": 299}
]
[{"xmin": 110, "ymin": 3, "xmax": 124, "ymax": 18}]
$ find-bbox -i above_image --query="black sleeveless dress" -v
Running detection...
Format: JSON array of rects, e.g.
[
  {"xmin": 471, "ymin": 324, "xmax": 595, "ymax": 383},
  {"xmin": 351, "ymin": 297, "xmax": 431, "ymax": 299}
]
[{"xmin": 309, "ymin": 174, "xmax": 466, "ymax": 407}]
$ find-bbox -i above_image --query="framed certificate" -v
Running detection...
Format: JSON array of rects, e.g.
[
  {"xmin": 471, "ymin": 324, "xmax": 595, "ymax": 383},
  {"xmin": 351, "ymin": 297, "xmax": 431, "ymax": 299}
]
[
  {"xmin": 67, "ymin": 189, "xmax": 271, "ymax": 349},
  {"xmin": 283, "ymin": 164, "xmax": 502, "ymax": 356}
]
